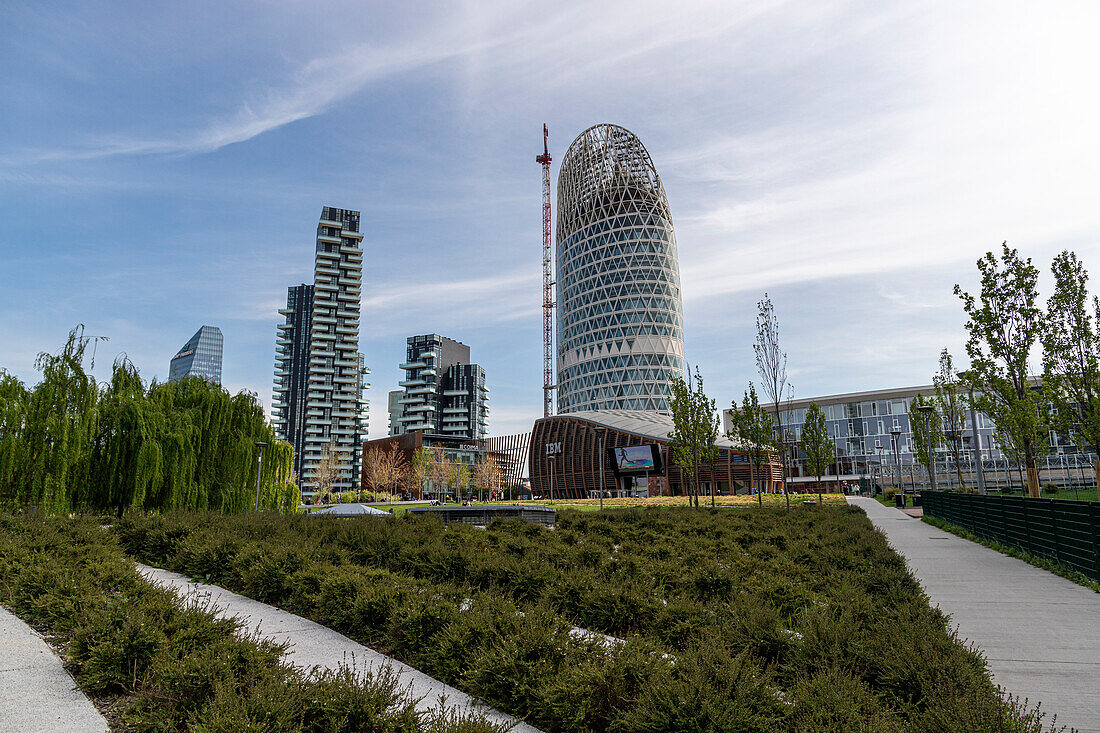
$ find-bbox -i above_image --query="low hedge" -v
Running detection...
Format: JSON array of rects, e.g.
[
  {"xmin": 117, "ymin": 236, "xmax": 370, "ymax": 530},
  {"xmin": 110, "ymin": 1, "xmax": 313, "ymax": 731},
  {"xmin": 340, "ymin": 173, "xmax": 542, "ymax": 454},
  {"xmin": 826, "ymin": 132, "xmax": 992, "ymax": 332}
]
[
  {"xmin": 111, "ymin": 508, "xmax": 1064, "ymax": 730},
  {"xmin": 109, "ymin": 506, "xmax": 1071, "ymax": 732},
  {"xmin": 0, "ymin": 515, "xmax": 503, "ymax": 732}
]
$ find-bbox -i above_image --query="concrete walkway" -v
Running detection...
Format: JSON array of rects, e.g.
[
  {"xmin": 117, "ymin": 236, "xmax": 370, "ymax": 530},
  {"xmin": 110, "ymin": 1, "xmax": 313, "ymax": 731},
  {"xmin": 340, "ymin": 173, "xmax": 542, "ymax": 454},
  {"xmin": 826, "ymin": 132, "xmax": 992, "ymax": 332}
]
[
  {"xmin": 848, "ymin": 497, "xmax": 1100, "ymax": 732},
  {"xmin": 136, "ymin": 564, "xmax": 541, "ymax": 733},
  {"xmin": 0, "ymin": 606, "xmax": 109, "ymax": 733}
]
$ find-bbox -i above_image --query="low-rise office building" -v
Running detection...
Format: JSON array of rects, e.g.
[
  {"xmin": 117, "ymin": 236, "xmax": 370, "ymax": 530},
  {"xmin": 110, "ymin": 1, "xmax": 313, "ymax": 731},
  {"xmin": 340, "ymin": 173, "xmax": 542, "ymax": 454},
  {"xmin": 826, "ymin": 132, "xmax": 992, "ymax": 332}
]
[{"xmin": 529, "ymin": 410, "xmax": 781, "ymax": 500}]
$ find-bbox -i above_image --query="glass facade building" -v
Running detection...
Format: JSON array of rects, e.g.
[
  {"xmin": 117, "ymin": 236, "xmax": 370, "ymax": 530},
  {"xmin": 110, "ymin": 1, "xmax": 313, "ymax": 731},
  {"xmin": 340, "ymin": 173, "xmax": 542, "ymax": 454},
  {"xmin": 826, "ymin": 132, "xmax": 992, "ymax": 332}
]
[
  {"xmin": 168, "ymin": 325, "xmax": 223, "ymax": 384},
  {"xmin": 722, "ymin": 383, "xmax": 1097, "ymax": 492},
  {"xmin": 555, "ymin": 124, "xmax": 685, "ymax": 414}
]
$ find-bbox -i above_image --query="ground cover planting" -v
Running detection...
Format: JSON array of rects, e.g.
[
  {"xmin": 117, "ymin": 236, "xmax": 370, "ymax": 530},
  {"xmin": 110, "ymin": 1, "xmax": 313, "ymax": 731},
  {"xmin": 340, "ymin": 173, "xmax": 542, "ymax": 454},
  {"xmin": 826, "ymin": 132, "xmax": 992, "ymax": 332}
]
[
  {"xmin": 0, "ymin": 515, "xmax": 503, "ymax": 732},
  {"xmin": 114, "ymin": 506, "xmax": 1065, "ymax": 732}
]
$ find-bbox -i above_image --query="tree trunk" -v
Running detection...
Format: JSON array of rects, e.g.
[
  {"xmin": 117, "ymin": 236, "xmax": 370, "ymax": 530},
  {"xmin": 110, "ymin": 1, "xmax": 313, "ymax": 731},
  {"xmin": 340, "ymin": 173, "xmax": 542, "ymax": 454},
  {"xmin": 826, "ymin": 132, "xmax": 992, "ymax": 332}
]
[{"xmin": 1026, "ymin": 460, "xmax": 1041, "ymax": 498}]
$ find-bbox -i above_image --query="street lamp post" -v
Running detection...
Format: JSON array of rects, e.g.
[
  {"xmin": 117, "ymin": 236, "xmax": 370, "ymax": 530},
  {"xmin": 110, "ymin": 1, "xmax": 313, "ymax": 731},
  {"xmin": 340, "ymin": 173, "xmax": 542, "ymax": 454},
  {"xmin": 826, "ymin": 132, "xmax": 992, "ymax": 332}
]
[
  {"xmin": 890, "ymin": 428, "xmax": 902, "ymax": 500},
  {"xmin": 595, "ymin": 427, "xmax": 607, "ymax": 512},
  {"xmin": 917, "ymin": 405, "xmax": 938, "ymax": 492},
  {"xmin": 253, "ymin": 441, "xmax": 267, "ymax": 512},
  {"xmin": 958, "ymin": 372, "xmax": 987, "ymax": 494}
]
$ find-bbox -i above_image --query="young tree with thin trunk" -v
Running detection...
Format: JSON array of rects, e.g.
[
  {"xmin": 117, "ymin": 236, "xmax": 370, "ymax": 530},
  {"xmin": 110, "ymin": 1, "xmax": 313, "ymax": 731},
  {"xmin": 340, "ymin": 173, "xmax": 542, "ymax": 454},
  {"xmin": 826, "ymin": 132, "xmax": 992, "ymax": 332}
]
[
  {"xmin": 667, "ymin": 367, "xmax": 719, "ymax": 508},
  {"xmin": 933, "ymin": 349, "xmax": 968, "ymax": 490},
  {"xmin": 955, "ymin": 243, "xmax": 1046, "ymax": 497},
  {"xmin": 726, "ymin": 383, "xmax": 778, "ymax": 506},
  {"xmin": 755, "ymin": 294, "xmax": 793, "ymax": 508},
  {"xmin": 473, "ymin": 454, "xmax": 503, "ymax": 502},
  {"xmin": 449, "ymin": 460, "xmax": 471, "ymax": 501},
  {"xmin": 1042, "ymin": 251, "xmax": 1100, "ymax": 499},
  {"xmin": 411, "ymin": 446, "xmax": 434, "ymax": 500},
  {"xmin": 909, "ymin": 393, "xmax": 942, "ymax": 489},
  {"xmin": 311, "ymin": 439, "xmax": 346, "ymax": 505},
  {"xmin": 801, "ymin": 402, "xmax": 832, "ymax": 505},
  {"xmin": 385, "ymin": 444, "xmax": 410, "ymax": 498}
]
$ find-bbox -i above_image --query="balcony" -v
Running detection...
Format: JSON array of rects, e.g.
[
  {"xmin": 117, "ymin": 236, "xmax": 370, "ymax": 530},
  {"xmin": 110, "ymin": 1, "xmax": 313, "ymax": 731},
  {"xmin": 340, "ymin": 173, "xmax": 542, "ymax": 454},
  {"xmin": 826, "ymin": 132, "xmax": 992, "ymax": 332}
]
[
  {"xmin": 399, "ymin": 395, "xmax": 425, "ymax": 405},
  {"xmin": 408, "ymin": 385, "xmax": 435, "ymax": 395},
  {"xmin": 399, "ymin": 378, "xmax": 426, "ymax": 387},
  {"xmin": 407, "ymin": 404, "xmax": 435, "ymax": 413},
  {"xmin": 443, "ymin": 390, "xmax": 467, "ymax": 397},
  {"xmin": 400, "ymin": 361, "xmax": 426, "ymax": 370}
]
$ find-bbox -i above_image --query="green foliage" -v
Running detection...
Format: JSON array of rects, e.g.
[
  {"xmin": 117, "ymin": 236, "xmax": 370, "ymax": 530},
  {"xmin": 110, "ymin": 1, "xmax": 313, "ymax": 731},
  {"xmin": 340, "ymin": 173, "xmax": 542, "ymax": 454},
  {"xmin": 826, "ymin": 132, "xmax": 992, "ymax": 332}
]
[
  {"xmin": 955, "ymin": 243, "xmax": 1047, "ymax": 496},
  {"xmin": 0, "ymin": 515, "xmax": 501, "ymax": 732},
  {"xmin": 0, "ymin": 328, "xmax": 297, "ymax": 514},
  {"xmin": 934, "ymin": 349, "xmax": 970, "ymax": 489},
  {"xmin": 1042, "ymin": 251, "xmax": 1100, "ymax": 463},
  {"xmin": 801, "ymin": 402, "xmax": 832, "ymax": 501},
  {"xmin": 908, "ymin": 393, "xmax": 942, "ymax": 482},
  {"xmin": 726, "ymin": 383, "xmax": 777, "ymax": 504},
  {"xmin": 111, "ymin": 507, "xmax": 1063, "ymax": 732},
  {"xmin": 667, "ymin": 367, "xmax": 720, "ymax": 507}
]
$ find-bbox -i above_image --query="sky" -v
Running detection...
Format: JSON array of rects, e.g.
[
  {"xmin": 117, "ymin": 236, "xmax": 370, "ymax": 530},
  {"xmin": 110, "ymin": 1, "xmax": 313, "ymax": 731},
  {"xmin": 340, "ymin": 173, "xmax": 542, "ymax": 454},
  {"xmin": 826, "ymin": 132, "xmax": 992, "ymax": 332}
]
[{"xmin": 2, "ymin": 0, "xmax": 1099, "ymax": 438}]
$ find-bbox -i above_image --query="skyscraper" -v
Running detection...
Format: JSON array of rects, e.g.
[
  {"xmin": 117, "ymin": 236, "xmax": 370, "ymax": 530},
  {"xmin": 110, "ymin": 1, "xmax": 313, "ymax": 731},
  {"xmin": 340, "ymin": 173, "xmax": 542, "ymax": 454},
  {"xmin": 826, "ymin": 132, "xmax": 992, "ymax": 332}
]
[
  {"xmin": 168, "ymin": 325, "xmax": 223, "ymax": 384},
  {"xmin": 392, "ymin": 334, "xmax": 488, "ymax": 439},
  {"xmin": 273, "ymin": 284, "xmax": 313, "ymax": 481},
  {"xmin": 555, "ymin": 124, "xmax": 685, "ymax": 414},
  {"xmin": 272, "ymin": 206, "xmax": 367, "ymax": 496}
]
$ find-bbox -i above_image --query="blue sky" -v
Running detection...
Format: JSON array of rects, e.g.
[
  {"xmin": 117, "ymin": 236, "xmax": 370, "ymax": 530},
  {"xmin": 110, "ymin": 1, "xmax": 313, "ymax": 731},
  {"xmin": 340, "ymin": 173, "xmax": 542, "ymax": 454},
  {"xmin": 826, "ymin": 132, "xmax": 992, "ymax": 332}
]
[{"xmin": 2, "ymin": 1, "xmax": 1099, "ymax": 437}]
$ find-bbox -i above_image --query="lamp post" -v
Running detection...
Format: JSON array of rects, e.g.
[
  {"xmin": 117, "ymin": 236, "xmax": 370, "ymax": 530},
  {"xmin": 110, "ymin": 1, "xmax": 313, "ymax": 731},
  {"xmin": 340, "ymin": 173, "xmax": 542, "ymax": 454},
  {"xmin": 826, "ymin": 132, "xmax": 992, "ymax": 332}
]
[
  {"xmin": 253, "ymin": 441, "xmax": 267, "ymax": 512},
  {"xmin": 957, "ymin": 372, "xmax": 986, "ymax": 494},
  {"xmin": 594, "ymin": 427, "xmax": 607, "ymax": 511},
  {"xmin": 890, "ymin": 427, "xmax": 902, "ymax": 500}
]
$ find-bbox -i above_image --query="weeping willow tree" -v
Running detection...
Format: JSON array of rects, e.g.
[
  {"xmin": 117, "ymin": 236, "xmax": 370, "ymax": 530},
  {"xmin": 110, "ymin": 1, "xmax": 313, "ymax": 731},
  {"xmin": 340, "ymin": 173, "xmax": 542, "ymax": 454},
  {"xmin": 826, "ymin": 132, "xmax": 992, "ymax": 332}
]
[{"xmin": 0, "ymin": 327, "xmax": 297, "ymax": 514}]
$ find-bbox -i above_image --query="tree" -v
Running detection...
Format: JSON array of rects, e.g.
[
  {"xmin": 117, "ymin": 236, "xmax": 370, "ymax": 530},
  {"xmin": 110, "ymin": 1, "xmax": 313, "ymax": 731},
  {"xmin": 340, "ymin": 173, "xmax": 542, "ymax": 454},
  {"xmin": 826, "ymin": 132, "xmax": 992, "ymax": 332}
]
[
  {"xmin": 449, "ymin": 460, "xmax": 471, "ymax": 501},
  {"xmin": 667, "ymin": 367, "xmax": 719, "ymax": 508},
  {"xmin": 311, "ymin": 440, "xmax": 346, "ymax": 505},
  {"xmin": 933, "ymin": 349, "xmax": 968, "ymax": 490},
  {"xmin": 726, "ymin": 383, "xmax": 778, "ymax": 506},
  {"xmin": 955, "ymin": 243, "xmax": 1047, "ymax": 497},
  {"xmin": 755, "ymin": 293, "xmax": 793, "ymax": 508},
  {"xmin": 362, "ymin": 444, "xmax": 410, "ymax": 499},
  {"xmin": 473, "ymin": 454, "xmax": 503, "ymax": 502},
  {"xmin": 801, "ymin": 402, "xmax": 831, "ymax": 505},
  {"xmin": 411, "ymin": 446, "xmax": 434, "ymax": 500},
  {"xmin": 0, "ymin": 328, "xmax": 297, "ymax": 515},
  {"xmin": 1042, "ymin": 250, "xmax": 1100, "ymax": 499},
  {"xmin": 909, "ymin": 393, "xmax": 943, "ymax": 489}
]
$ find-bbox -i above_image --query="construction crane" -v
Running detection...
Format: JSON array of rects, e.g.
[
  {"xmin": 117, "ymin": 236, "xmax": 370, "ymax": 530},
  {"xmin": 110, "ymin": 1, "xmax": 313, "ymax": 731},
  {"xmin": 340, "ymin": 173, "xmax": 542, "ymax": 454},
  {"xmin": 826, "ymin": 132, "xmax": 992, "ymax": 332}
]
[{"xmin": 536, "ymin": 124, "xmax": 554, "ymax": 418}]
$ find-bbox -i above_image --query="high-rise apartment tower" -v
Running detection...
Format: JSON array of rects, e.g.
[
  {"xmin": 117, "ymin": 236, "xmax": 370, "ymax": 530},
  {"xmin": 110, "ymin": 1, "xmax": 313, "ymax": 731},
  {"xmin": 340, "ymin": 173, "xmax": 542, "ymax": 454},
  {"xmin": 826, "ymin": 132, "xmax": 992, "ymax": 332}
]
[
  {"xmin": 392, "ymin": 334, "xmax": 488, "ymax": 439},
  {"xmin": 555, "ymin": 124, "xmax": 685, "ymax": 414},
  {"xmin": 168, "ymin": 325, "xmax": 223, "ymax": 384},
  {"xmin": 272, "ymin": 207, "xmax": 368, "ymax": 495}
]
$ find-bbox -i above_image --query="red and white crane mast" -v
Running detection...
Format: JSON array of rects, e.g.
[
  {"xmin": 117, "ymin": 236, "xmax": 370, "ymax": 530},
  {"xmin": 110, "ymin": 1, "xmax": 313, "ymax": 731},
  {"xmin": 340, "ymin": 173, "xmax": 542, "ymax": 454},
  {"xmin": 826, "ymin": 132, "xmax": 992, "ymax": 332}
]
[{"xmin": 536, "ymin": 124, "xmax": 554, "ymax": 417}]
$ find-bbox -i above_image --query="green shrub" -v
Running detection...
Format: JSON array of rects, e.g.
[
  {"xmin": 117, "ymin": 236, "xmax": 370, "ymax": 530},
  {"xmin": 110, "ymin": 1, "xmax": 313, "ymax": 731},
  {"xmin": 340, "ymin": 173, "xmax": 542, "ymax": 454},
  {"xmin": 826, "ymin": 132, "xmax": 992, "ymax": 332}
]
[
  {"xmin": 0, "ymin": 516, "xmax": 503, "ymax": 732},
  {"xmin": 109, "ymin": 506, "xmax": 1066, "ymax": 732}
]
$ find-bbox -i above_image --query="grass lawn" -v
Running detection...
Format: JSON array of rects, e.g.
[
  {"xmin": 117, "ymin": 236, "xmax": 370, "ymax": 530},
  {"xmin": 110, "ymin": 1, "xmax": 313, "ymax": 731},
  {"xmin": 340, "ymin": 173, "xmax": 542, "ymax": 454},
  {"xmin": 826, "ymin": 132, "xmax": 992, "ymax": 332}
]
[
  {"xmin": 110, "ymin": 505, "xmax": 1061, "ymax": 732},
  {"xmin": 367, "ymin": 493, "xmax": 848, "ymax": 516}
]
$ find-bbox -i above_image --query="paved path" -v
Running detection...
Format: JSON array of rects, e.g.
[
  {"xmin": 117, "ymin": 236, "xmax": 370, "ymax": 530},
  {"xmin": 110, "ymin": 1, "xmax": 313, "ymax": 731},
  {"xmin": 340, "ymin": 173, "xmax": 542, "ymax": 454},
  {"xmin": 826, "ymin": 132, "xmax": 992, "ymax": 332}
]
[
  {"xmin": 136, "ymin": 564, "xmax": 541, "ymax": 733},
  {"xmin": 848, "ymin": 497, "xmax": 1100, "ymax": 732},
  {"xmin": 0, "ymin": 606, "xmax": 109, "ymax": 733}
]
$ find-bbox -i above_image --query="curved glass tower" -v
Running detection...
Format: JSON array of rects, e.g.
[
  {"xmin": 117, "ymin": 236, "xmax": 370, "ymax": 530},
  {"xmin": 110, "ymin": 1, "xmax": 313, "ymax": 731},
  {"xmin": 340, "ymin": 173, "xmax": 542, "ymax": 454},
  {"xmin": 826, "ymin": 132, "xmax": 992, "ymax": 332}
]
[{"xmin": 555, "ymin": 124, "xmax": 685, "ymax": 414}]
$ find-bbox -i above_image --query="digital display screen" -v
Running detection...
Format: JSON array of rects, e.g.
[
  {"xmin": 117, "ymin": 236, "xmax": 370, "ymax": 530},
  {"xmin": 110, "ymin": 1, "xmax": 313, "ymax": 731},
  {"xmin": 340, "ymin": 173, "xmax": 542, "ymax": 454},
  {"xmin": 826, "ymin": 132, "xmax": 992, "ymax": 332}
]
[{"xmin": 614, "ymin": 445, "xmax": 656, "ymax": 471}]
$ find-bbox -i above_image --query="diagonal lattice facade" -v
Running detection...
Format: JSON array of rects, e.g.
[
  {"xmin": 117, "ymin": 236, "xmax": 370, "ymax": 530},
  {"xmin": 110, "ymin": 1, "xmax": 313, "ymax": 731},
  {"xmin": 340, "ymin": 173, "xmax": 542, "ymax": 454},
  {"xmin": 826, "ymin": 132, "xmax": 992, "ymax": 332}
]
[{"xmin": 555, "ymin": 124, "xmax": 686, "ymax": 414}]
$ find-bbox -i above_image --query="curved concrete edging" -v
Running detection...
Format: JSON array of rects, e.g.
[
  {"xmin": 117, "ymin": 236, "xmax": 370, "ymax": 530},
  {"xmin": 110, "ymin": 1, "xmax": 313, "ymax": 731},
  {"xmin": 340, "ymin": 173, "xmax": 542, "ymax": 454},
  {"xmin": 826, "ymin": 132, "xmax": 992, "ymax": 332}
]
[
  {"xmin": 135, "ymin": 564, "xmax": 541, "ymax": 733},
  {"xmin": 0, "ymin": 605, "xmax": 109, "ymax": 733}
]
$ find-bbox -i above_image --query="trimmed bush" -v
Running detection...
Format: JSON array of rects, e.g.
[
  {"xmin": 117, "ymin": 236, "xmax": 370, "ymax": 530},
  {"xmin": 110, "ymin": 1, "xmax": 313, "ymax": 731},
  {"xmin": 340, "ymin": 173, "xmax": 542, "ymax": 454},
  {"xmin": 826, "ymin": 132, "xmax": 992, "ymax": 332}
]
[
  {"xmin": 0, "ymin": 515, "xmax": 502, "ymax": 732},
  {"xmin": 111, "ymin": 507, "xmax": 1067, "ymax": 732}
]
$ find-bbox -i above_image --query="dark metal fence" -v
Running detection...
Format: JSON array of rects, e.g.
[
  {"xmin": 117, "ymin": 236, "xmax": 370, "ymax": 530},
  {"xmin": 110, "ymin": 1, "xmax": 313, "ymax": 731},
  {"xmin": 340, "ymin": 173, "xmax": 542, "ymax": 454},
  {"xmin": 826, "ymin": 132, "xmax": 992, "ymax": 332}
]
[{"xmin": 922, "ymin": 491, "xmax": 1100, "ymax": 581}]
